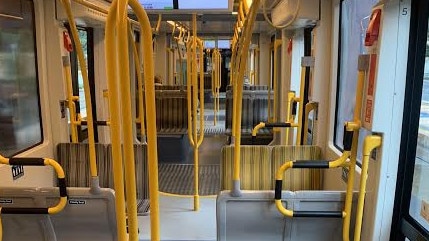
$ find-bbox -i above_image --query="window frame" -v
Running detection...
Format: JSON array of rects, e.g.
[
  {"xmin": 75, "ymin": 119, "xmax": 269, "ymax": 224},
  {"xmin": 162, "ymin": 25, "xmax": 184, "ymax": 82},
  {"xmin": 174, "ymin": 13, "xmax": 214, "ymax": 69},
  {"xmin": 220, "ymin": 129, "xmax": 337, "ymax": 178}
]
[
  {"xmin": 333, "ymin": 0, "xmax": 377, "ymax": 165},
  {"xmin": 0, "ymin": 0, "xmax": 44, "ymax": 157},
  {"xmin": 391, "ymin": 0, "xmax": 429, "ymax": 240}
]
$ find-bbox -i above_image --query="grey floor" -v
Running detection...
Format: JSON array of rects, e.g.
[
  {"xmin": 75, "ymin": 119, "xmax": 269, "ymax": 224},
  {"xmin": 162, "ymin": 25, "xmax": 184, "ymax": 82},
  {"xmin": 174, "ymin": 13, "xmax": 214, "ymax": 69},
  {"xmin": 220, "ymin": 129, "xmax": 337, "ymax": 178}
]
[
  {"xmin": 138, "ymin": 194, "xmax": 217, "ymax": 241},
  {"xmin": 140, "ymin": 99, "xmax": 224, "ymax": 240}
]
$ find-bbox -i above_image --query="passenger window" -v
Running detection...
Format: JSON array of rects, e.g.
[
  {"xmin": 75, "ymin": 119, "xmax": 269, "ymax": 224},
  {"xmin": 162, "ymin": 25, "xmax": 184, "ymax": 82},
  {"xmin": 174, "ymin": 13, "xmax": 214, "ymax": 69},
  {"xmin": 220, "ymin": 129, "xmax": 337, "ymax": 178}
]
[
  {"xmin": 335, "ymin": 0, "xmax": 377, "ymax": 161},
  {"xmin": 0, "ymin": 0, "xmax": 43, "ymax": 156}
]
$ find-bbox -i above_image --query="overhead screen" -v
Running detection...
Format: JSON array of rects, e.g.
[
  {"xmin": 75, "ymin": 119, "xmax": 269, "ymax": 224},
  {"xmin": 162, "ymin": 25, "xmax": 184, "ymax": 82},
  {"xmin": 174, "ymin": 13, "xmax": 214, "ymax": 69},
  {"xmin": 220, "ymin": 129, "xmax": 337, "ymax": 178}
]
[
  {"xmin": 139, "ymin": 0, "xmax": 174, "ymax": 10},
  {"xmin": 217, "ymin": 40, "xmax": 230, "ymax": 49},
  {"xmin": 139, "ymin": 0, "xmax": 230, "ymax": 11},
  {"xmin": 179, "ymin": 0, "xmax": 229, "ymax": 9}
]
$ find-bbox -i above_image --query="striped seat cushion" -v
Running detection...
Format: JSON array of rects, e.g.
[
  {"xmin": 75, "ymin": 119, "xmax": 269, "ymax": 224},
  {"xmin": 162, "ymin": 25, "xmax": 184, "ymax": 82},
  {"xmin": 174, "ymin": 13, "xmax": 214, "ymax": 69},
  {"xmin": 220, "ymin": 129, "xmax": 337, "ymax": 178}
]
[
  {"xmin": 105, "ymin": 144, "xmax": 149, "ymax": 200},
  {"xmin": 156, "ymin": 92, "xmax": 188, "ymax": 134},
  {"xmin": 56, "ymin": 143, "xmax": 107, "ymax": 188},
  {"xmin": 221, "ymin": 145, "xmax": 272, "ymax": 190}
]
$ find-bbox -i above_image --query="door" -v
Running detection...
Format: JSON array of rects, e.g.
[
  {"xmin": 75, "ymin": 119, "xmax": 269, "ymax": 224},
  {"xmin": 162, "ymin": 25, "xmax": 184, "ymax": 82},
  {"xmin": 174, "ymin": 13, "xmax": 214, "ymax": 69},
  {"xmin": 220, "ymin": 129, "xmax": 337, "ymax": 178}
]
[{"xmin": 391, "ymin": 0, "xmax": 429, "ymax": 240}]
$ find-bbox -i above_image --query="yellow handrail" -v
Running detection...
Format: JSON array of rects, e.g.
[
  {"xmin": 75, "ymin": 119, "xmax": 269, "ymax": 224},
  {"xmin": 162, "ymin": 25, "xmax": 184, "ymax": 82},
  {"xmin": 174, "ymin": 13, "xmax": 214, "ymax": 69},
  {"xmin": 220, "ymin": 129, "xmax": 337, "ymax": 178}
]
[
  {"xmin": 60, "ymin": 0, "xmax": 97, "ymax": 178},
  {"xmin": 186, "ymin": 40, "xmax": 195, "ymax": 146},
  {"xmin": 232, "ymin": 0, "xmax": 261, "ymax": 196},
  {"xmin": 273, "ymin": 55, "xmax": 369, "ymax": 241},
  {"xmin": 274, "ymin": 149, "xmax": 351, "ymax": 217},
  {"xmin": 106, "ymin": 1, "xmax": 160, "ymax": 240},
  {"xmin": 212, "ymin": 49, "xmax": 221, "ymax": 126},
  {"xmin": 129, "ymin": 21, "xmax": 146, "ymax": 143},
  {"xmin": 184, "ymin": 15, "xmax": 206, "ymax": 211},
  {"xmin": 0, "ymin": 155, "xmax": 68, "ymax": 240},
  {"xmin": 105, "ymin": 1, "xmax": 128, "ymax": 240},
  {"xmin": 117, "ymin": 0, "xmax": 140, "ymax": 239},
  {"xmin": 0, "ymin": 156, "xmax": 67, "ymax": 214},
  {"xmin": 63, "ymin": 55, "xmax": 79, "ymax": 143},
  {"xmin": 285, "ymin": 91, "xmax": 295, "ymax": 144},
  {"xmin": 354, "ymin": 135, "xmax": 382, "ymax": 241},
  {"xmin": 128, "ymin": 0, "xmax": 160, "ymax": 239},
  {"xmin": 342, "ymin": 55, "xmax": 367, "ymax": 241}
]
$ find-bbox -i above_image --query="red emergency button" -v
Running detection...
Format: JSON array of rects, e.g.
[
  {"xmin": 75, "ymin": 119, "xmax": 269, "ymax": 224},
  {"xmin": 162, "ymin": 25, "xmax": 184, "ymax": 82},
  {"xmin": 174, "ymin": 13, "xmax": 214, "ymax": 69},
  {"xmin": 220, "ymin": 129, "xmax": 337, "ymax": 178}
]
[
  {"xmin": 365, "ymin": 9, "xmax": 382, "ymax": 47},
  {"xmin": 63, "ymin": 31, "xmax": 73, "ymax": 52}
]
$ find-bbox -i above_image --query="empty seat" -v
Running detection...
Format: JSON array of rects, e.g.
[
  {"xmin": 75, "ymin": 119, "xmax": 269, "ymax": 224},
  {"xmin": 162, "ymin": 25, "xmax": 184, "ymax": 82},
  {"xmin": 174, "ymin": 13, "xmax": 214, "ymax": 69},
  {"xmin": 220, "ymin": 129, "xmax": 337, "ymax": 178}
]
[
  {"xmin": 155, "ymin": 90, "xmax": 188, "ymax": 135},
  {"xmin": 57, "ymin": 143, "xmax": 107, "ymax": 188},
  {"xmin": 57, "ymin": 143, "xmax": 149, "ymax": 215},
  {"xmin": 221, "ymin": 145, "xmax": 324, "ymax": 191},
  {"xmin": 217, "ymin": 190, "xmax": 356, "ymax": 241},
  {"xmin": 0, "ymin": 187, "xmax": 57, "ymax": 241},
  {"xmin": 0, "ymin": 187, "xmax": 118, "ymax": 241}
]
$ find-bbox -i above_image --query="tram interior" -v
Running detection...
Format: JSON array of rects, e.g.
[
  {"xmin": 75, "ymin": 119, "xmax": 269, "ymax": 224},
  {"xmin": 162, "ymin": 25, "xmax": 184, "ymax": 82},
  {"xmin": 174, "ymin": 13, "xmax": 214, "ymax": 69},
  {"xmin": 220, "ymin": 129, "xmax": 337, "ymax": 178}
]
[{"xmin": 0, "ymin": 0, "xmax": 428, "ymax": 240}]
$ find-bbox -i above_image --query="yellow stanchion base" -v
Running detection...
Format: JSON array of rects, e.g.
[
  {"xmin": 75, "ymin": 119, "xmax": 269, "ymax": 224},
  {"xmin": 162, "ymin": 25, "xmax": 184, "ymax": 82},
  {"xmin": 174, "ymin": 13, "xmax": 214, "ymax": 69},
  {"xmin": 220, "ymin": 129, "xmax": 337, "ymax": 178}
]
[{"xmin": 194, "ymin": 195, "xmax": 200, "ymax": 211}]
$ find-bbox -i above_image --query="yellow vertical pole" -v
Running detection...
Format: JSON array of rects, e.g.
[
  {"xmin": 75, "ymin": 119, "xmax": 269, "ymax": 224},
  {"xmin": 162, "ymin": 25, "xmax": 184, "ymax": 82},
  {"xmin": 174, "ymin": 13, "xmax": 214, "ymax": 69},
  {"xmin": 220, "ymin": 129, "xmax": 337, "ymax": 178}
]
[
  {"xmin": 231, "ymin": 42, "xmax": 238, "ymax": 141},
  {"xmin": 117, "ymin": 0, "xmax": 139, "ymax": 239},
  {"xmin": 187, "ymin": 40, "xmax": 195, "ymax": 146},
  {"xmin": 212, "ymin": 50, "xmax": 217, "ymax": 126},
  {"xmin": 63, "ymin": 55, "xmax": 79, "ymax": 143},
  {"xmin": 192, "ymin": 14, "xmax": 200, "ymax": 211},
  {"xmin": 177, "ymin": 44, "xmax": 183, "ymax": 85},
  {"xmin": 129, "ymin": 22, "xmax": 146, "ymax": 143},
  {"xmin": 232, "ymin": 0, "xmax": 260, "ymax": 196},
  {"xmin": 285, "ymin": 92, "xmax": 293, "ymax": 145},
  {"xmin": 197, "ymin": 39, "xmax": 205, "ymax": 148},
  {"xmin": 354, "ymin": 135, "xmax": 382, "ymax": 241},
  {"xmin": 129, "ymin": 0, "xmax": 161, "ymax": 239},
  {"xmin": 217, "ymin": 50, "xmax": 221, "ymax": 125},
  {"xmin": 342, "ymin": 55, "xmax": 367, "ymax": 241},
  {"xmin": 105, "ymin": 1, "xmax": 127, "ymax": 240},
  {"xmin": 60, "ymin": 0, "xmax": 97, "ymax": 178}
]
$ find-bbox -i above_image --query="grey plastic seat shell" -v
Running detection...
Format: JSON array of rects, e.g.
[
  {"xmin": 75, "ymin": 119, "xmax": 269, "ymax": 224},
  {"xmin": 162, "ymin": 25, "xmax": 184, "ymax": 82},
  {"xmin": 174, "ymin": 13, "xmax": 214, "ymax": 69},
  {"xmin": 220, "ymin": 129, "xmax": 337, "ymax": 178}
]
[
  {"xmin": 217, "ymin": 190, "xmax": 356, "ymax": 241},
  {"xmin": 0, "ymin": 187, "xmax": 57, "ymax": 241},
  {"xmin": 0, "ymin": 187, "xmax": 117, "ymax": 241}
]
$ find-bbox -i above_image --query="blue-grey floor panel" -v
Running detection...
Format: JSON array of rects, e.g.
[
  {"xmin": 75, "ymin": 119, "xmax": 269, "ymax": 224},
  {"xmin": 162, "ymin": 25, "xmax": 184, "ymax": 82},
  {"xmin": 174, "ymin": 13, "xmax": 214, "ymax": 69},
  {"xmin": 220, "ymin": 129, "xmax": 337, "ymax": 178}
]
[{"xmin": 138, "ymin": 194, "xmax": 217, "ymax": 241}]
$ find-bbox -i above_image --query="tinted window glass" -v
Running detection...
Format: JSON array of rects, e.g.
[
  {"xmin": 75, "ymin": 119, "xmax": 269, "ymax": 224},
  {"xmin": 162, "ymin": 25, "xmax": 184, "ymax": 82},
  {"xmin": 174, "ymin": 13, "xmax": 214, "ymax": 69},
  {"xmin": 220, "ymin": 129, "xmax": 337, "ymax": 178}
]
[{"xmin": 0, "ymin": 0, "xmax": 42, "ymax": 156}]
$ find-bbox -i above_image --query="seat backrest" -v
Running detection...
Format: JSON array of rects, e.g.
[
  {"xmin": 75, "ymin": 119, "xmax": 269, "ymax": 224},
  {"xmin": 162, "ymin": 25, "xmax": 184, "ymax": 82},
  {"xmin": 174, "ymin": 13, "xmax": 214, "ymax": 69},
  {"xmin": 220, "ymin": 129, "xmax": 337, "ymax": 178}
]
[
  {"xmin": 217, "ymin": 190, "xmax": 356, "ymax": 241},
  {"xmin": 0, "ymin": 187, "xmax": 57, "ymax": 241},
  {"xmin": 0, "ymin": 187, "xmax": 118, "ymax": 241},
  {"xmin": 43, "ymin": 187, "xmax": 117, "ymax": 241},
  {"xmin": 224, "ymin": 89, "xmax": 273, "ymax": 135},
  {"xmin": 56, "ymin": 143, "xmax": 107, "ymax": 188},
  {"xmin": 271, "ymin": 145, "xmax": 323, "ymax": 191},
  {"xmin": 221, "ymin": 145, "xmax": 324, "ymax": 191},
  {"xmin": 155, "ymin": 90, "xmax": 188, "ymax": 134},
  {"xmin": 221, "ymin": 145, "xmax": 272, "ymax": 190}
]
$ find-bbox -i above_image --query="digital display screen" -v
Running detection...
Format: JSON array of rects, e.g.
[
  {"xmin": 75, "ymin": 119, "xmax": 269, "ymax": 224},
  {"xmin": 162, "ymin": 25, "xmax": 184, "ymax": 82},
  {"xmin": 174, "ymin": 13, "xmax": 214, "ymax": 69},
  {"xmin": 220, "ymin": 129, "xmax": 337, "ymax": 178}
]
[
  {"xmin": 217, "ymin": 40, "xmax": 231, "ymax": 49},
  {"xmin": 204, "ymin": 40, "xmax": 216, "ymax": 49},
  {"xmin": 178, "ymin": 0, "xmax": 229, "ymax": 9},
  {"xmin": 139, "ymin": 0, "xmax": 174, "ymax": 10},
  {"xmin": 139, "ymin": 0, "xmax": 230, "ymax": 11}
]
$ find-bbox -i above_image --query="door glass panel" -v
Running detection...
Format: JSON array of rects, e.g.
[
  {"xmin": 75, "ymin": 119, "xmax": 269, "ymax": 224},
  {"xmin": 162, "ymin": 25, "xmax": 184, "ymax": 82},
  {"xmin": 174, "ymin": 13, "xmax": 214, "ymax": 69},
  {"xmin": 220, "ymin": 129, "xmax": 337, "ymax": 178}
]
[
  {"xmin": 409, "ymin": 23, "xmax": 429, "ymax": 230},
  {"xmin": 77, "ymin": 29, "xmax": 88, "ymax": 118}
]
